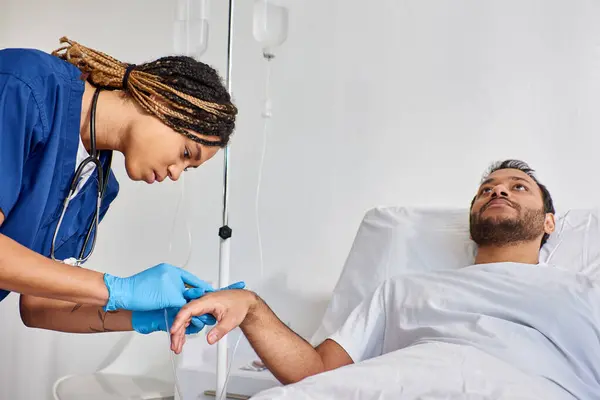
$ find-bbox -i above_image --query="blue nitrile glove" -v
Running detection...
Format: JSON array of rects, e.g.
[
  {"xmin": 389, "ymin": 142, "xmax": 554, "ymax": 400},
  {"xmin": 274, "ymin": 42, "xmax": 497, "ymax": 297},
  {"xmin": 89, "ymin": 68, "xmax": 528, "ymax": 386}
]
[
  {"xmin": 103, "ymin": 263, "xmax": 214, "ymax": 312},
  {"xmin": 130, "ymin": 282, "xmax": 246, "ymax": 332},
  {"xmin": 184, "ymin": 281, "xmax": 246, "ymax": 327},
  {"xmin": 132, "ymin": 308, "xmax": 209, "ymax": 335}
]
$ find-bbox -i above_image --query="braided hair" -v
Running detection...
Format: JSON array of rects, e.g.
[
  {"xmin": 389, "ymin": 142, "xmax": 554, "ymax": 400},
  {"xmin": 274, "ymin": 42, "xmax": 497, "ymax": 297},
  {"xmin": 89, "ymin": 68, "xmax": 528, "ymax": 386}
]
[{"xmin": 52, "ymin": 36, "xmax": 237, "ymax": 147}]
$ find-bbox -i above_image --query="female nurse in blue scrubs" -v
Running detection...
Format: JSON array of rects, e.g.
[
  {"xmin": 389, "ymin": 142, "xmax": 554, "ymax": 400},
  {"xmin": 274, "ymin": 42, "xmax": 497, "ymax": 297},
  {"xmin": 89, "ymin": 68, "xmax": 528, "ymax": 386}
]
[{"xmin": 0, "ymin": 37, "xmax": 241, "ymax": 335}]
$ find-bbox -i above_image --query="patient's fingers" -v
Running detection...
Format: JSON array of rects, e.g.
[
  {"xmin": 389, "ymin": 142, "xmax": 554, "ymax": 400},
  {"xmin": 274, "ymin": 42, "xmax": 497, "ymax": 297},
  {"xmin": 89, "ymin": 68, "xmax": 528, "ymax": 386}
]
[
  {"xmin": 169, "ymin": 315, "xmax": 190, "ymax": 353},
  {"xmin": 177, "ymin": 331, "xmax": 186, "ymax": 353},
  {"xmin": 206, "ymin": 315, "xmax": 239, "ymax": 345},
  {"xmin": 176, "ymin": 332, "xmax": 186, "ymax": 353},
  {"xmin": 170, "ymin": 290, "xmax": 251, "ymax": 353},
  {"xmin": 171, "ymin": 324, "xmax": 187, "ymax": 353},
  {"xmin": 171, "ymin": 298, "xmax": 214, "ymax": 333}
]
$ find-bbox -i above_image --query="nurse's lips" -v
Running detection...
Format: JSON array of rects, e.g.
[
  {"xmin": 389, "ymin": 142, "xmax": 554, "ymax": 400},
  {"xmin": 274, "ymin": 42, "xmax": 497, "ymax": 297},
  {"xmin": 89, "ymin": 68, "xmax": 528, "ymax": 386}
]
[
  {"xmin": 154, "ymin": 172, "xmax": 166, "ymax": 182},
  {"xmin": 145, "ymin": 172, "xmax": 156, "ymax": 184}
]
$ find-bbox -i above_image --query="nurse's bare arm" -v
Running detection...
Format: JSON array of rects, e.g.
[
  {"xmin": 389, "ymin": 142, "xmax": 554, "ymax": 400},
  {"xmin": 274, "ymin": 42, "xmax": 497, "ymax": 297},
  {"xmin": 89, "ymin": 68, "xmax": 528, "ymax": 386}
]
[
  {"xmin": 0, "ymin": 212, "xmax": 109, "ymax": 306},
  {"xmin": 19, "ymin": 295, "xmax": 132, "ymax": 333},
  {"xmin": 170, "ymin": 290, "xmax": 353, "ymax": 384}
]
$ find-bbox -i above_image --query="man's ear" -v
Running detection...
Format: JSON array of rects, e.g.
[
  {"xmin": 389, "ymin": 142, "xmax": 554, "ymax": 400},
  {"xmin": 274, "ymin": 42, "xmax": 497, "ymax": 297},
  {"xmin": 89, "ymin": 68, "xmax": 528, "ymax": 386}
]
[
  {"xmin": 468, "ymin": 208, "xmax": 475, "ymax": 240},
  {"xmin": 544, "ymin": 213, "xmax": 556, "ymax": 235}
]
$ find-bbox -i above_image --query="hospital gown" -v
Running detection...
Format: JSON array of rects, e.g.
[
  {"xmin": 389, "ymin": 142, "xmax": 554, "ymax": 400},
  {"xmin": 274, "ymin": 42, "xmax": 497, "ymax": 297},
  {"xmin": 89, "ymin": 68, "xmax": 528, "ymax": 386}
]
[{"xmin": 323, "ymin": 262, "xmax": 600, "ymax": 399}]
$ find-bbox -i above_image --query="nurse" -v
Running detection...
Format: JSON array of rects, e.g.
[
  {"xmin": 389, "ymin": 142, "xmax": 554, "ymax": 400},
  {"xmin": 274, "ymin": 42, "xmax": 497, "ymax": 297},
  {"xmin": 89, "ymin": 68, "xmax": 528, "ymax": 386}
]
[{"xmin": 0, "ymin": 37, "xmax": 239, "ymax": 335}]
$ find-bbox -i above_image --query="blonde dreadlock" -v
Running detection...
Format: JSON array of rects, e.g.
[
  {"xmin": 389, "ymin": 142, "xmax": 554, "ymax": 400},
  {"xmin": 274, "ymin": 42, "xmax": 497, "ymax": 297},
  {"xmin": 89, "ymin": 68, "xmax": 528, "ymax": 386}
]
[{"xmin": 52, "ymin": 36, "xmax": 237, "ymax": 147}]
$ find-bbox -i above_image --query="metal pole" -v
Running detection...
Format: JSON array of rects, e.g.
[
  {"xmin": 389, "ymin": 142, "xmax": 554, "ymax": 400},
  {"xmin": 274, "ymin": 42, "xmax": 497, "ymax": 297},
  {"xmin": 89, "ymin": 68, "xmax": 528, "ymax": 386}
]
[{"xmin": 216, "ymin": 0, "xmax": 235, "ymax": 399}]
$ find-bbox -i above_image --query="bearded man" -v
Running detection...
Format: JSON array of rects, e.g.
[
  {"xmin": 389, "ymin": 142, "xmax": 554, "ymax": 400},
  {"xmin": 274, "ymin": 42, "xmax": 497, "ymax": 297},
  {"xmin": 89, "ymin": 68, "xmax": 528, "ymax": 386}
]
[{"xmin": 171, "ymin": 160, "xmax": 599, "ymax": 400}]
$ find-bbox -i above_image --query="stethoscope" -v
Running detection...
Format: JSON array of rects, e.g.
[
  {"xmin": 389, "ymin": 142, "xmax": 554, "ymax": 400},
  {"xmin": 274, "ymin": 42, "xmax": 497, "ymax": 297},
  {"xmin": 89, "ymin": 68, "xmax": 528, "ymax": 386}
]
[{"xmin": 50, "ymin": 87, "xmax": 113, "ymax": 266}]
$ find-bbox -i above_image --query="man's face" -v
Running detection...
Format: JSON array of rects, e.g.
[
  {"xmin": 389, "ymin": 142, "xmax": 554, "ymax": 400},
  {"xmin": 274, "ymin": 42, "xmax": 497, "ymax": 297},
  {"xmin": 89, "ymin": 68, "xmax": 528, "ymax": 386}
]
[{"xmin": 470, "ymin": 168, "xmax": 555, "ymax": 247}]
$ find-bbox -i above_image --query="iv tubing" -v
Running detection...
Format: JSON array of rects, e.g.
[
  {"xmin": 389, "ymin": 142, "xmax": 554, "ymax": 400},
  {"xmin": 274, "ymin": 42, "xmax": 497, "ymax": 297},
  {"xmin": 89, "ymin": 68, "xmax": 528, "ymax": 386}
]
[
  {"xmin": 168, "ymin": 174, "xmax": 193, "ymax": 268},
  {"xmin": 166, "ymin": 175, "xmax": 191, "ymax": 400},
  {"xmin": 218, "ymin": 59, "xmax": 272, "ymax": 400},
  {"xmin": 166, "ymin": 309, "xmax": 184, "ymax": 399}
]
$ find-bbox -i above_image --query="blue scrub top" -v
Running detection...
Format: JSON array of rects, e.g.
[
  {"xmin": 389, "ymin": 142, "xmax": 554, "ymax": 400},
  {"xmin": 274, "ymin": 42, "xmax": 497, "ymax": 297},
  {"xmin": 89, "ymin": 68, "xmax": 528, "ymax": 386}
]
[{"xmin": 0, "ymin": 48, "xmax": 120, "ymax": 302}]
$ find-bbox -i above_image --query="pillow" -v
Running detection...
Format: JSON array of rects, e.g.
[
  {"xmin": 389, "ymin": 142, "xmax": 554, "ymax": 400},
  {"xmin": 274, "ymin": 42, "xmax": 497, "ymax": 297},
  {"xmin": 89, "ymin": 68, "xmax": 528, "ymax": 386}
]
[
  {"xmin": 540, "ymin": 208, "xmax": 600, "ymax": 277},
  {"xmin": 310, "ymin": 206, "xmax": 600, "ymax": 345}
]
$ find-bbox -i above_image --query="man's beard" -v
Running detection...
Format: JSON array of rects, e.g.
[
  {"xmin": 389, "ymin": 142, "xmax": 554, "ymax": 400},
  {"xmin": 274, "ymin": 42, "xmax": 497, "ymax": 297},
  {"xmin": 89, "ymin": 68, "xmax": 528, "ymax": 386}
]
[{"xmin": 470, "ymin": 200, "xmax": 546, "ymax": 247}]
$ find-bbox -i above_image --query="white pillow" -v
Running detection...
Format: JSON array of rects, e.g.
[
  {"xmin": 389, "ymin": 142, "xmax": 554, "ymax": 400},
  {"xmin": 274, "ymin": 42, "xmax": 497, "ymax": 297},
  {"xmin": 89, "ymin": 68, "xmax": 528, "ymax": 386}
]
[
  {"xmin": 541, "ymin": 208, "xmax": 600, "ymax": 278},
  {"xmin": 310, "ymin": 206, "xmax": 600, "ymax": 346}
]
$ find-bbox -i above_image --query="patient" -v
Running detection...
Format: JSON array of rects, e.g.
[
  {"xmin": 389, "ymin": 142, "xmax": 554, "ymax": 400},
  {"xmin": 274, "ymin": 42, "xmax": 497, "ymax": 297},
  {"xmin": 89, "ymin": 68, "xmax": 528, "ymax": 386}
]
[{"xmin": 171, "ymin": 159, "xmax": 600, "ymax": 399}]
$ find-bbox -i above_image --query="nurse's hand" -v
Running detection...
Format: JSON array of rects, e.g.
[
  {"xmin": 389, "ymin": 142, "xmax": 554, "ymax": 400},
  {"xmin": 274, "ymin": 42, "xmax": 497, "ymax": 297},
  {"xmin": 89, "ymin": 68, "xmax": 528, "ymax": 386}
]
[
  {"xmin": 132, "ymin": 308, "xmax": 217, "ymax": 335},
  {"xmin": 102, "ymin": 263, "xmax": 213, "ymax": 312},
  {"xmin": 131, "ymin": 281, "xmax": 245, "ymax": 336}
]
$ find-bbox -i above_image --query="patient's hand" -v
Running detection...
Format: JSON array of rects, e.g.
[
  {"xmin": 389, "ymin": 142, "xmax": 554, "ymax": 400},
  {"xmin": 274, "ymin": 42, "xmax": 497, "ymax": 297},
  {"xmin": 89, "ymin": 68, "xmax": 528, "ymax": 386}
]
[
  {"xmin": 169, "ymin": 289, "xmax": 257, "ymax": 354},
  {"xmin": 172, "ymin": 289, "xmax": 348, "ymax": 385}
]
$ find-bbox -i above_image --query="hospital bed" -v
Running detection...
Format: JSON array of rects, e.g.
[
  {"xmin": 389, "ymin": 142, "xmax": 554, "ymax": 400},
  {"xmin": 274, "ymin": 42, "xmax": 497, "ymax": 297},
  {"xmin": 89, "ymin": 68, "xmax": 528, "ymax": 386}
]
[{"xmin": 52, "ymin": 206, "xmax": 600, "ymax": 399}]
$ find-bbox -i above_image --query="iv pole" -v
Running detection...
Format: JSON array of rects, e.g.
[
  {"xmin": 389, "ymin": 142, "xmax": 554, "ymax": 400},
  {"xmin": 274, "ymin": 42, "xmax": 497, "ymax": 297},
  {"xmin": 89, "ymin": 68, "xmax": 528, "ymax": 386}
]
[{"xmin": 216, "ymin": 0, "xmax": 235, "ymax": 398}]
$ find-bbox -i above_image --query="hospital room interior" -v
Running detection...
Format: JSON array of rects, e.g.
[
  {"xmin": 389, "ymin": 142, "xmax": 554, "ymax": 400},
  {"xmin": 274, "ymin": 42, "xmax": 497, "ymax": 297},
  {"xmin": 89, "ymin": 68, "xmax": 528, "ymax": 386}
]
[{"xmin": 2, "ymin": 0, "xmax": 600, "ymax": 399}]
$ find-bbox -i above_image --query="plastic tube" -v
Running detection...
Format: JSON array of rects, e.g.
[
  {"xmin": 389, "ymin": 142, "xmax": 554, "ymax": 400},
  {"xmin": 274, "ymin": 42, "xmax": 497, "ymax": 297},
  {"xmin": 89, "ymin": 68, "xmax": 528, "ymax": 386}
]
[
  {"xmin": 166, "ymin": 309, "xmax": 185, "ymax": 399},
  {"xmin": 218, "ymin": 76, "xmax": 272, "ymax": 400},
  {"xmin": 167, "ymin": 175, "xmax": 191, "ymax": 400}
]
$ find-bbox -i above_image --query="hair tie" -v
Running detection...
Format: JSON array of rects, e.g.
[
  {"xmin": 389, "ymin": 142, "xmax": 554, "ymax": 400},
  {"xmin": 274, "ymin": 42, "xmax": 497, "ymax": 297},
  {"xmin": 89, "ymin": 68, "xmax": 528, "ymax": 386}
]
[{"xmin": 122, "ymin": 64, "xmax": 136, "ymax": 89}]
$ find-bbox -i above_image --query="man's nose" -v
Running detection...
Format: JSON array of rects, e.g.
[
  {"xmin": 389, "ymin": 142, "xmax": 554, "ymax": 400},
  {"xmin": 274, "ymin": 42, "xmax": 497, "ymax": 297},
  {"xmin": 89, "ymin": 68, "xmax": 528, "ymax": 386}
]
[{"xmin": 491, "ymin": 185, "xmax": 509, "ymax": 198}]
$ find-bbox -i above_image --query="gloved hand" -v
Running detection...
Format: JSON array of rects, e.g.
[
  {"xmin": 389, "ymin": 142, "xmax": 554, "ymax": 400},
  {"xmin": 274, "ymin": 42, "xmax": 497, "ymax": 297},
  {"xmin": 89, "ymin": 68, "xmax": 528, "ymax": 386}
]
[
  {"xmin": 132, "ymin": 308, "xmax": 210, "ymax": 335},
  {"xmin": 103, "ymin": 263, "xmax": 213, "ymax": 312},
  {"xmin": 184, "ymin": 280, "xmax": 246, "ymax": 300},
  {"xmin": 131, "ymin": 281, "xmax": 246, "ymax": 334}
]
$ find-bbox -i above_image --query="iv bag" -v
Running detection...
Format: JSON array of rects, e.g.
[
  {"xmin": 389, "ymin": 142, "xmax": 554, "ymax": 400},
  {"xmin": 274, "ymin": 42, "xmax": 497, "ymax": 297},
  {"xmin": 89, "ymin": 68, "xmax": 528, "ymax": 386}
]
[
  {"xmin": 174, "ymin": 0, "xmax": 210, "ymax": 58},
  {"xmin": 253, "ymin": 0, "xmax": 289, "ymax": 54}
]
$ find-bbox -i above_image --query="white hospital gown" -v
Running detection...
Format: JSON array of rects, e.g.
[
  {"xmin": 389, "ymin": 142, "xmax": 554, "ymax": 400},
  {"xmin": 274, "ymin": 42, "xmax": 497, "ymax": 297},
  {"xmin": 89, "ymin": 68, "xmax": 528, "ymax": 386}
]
[{"xmin": 327, "ymin": 262, "xmax": 600, "ymax": 400}]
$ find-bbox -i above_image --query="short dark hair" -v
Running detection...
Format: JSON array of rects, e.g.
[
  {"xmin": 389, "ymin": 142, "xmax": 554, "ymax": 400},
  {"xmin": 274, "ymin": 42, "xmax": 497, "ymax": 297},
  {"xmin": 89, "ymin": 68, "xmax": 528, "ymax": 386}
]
[{"xmin": 470, "ymin": 159, "xmax": 555, "ymax": 247}]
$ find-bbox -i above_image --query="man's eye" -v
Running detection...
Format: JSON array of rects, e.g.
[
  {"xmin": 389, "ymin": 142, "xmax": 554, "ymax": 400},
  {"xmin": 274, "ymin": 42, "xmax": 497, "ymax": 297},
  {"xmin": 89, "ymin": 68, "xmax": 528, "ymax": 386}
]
[
  {"xmin": 481, "ymin": 187, "xmax": 492, "ymax": 194},
  {"xmin": 514, "ymin": 184, "xmax": 527, "ymax": 191}
]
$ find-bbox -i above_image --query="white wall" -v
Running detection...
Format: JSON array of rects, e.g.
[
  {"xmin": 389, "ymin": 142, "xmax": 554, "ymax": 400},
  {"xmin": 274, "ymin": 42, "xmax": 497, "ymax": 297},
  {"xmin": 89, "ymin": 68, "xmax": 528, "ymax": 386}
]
[{"xmin": 2, "ymin": 0, "xmax": 600, "ymax": 399}]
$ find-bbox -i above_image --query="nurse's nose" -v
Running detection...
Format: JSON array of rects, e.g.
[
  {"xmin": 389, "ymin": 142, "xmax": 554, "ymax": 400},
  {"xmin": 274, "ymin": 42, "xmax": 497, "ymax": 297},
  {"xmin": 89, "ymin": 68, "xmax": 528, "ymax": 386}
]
[{"xmin": 167, "ymin": 164, "xmax": 183, "ymax": 181}]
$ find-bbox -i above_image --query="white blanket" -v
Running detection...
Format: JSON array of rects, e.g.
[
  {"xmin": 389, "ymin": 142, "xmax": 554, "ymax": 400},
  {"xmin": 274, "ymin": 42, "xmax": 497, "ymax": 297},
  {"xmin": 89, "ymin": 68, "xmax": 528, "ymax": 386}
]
[
  {"xmin": 252, "ymin": 263, "xmax": 600, "ymax": 399},
  {"xmin": 252, "ymin": 342, "xmax": 573, "ymax": 399}
]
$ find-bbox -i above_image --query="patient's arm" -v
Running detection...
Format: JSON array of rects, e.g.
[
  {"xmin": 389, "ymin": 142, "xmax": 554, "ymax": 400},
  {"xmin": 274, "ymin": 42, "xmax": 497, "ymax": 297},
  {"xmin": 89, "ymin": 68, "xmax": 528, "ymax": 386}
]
[
  {"xmin": 170, "ymin": 290, "xmax": 353, "ymax": 384},
  {"xmin": 241, "ymin": 294, "xmax": 353, "ymax": 383},
  {"xmin": 19, "ymin": 294, "xmax": 132, "ymax": 333}
]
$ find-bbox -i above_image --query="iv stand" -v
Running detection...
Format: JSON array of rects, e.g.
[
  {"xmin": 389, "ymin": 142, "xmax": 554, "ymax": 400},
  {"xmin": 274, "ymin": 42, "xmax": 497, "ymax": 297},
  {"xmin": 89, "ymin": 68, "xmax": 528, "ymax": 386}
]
[{"xmin": 216, "ymin": 0, "xmax": 235, "ymax": 399}]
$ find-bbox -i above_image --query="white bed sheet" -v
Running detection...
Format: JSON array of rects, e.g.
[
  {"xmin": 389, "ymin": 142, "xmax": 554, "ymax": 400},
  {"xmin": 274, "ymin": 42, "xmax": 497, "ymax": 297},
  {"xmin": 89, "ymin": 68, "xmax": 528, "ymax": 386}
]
[
  {"xmin": 253, "ymin": 261, "xmax": 600, "ymax": 400},
  {"xmin": 251, "ymin": 342, "xmax": 573, "ymax": 400}
]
